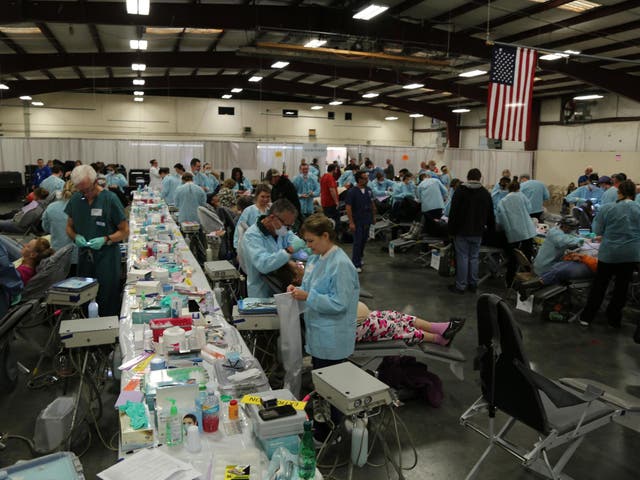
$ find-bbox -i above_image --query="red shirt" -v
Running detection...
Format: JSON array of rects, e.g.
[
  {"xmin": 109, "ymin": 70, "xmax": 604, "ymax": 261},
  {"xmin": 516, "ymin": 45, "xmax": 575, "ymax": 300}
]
[
  {"xmin": 16, "ymin": 264, "xmax": 36, "ymax": 285},
  {"xmin": 320, "ymin": 173, "xmax": 338, "ymax": 207}
]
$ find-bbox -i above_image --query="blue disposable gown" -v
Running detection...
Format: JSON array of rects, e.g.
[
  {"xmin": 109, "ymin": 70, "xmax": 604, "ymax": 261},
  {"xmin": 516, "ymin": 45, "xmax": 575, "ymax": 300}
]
[
  {"xmin": 300, "ymin": 246, "xmax": 359, "ymax": 360},
  {"xmin": 417, "ymin": 178, "xmax": 447, "ymax": 212},
  {"xmin": 309, "ymin": 165, "xmax": 320, "ymax": 181},
  {"xmin": 492, "ymin": 189, "xmax": 508, "ymax": 215},
  {"xmin": 161, "ymin": 174, "xmax": 181, "ymax": 205},
  {"xmin": 338, "ymin": 170, "xmax": 355, "ymax": 187},
  {"xmin": 232, "ymin": 178, "xmax": 253, "ymax": 192},
  {"xmin": 192, "ymin": 171, "xmax": 211, "ymax": 192},
  {"xmin": 391, "ymin": 181, "xmax": 416, "ymax": 205},
  {"xmin": 533, "ymin": 227, "xmax": 582, "ymax": 275},
  {"xmin": 443, "ymin": 189, "xmax": 456, "ymax": 216},
  {"xmin": 599, "ymin": 186, "xmax": 618, "ymax": 206},
  {"xmin": 174, "ymin": 182, "xmax": 206, "ymax": 223},
  {"xmin": 496, "ymin": 192, "xmax": 536, "ymax": 243},
  {"xmin": 204, "ymin": 173, "xmax": 220, "ymax": 193},
  {"xmin": 233, "ymin": 204, "xmax": 268, "ymax": 248},
  {"xmin": 292, "ymin": 174, "xmax": 320, "ymax": 215},
  {"xmin": 40, "ymin": 175, "xmax": 65, "ymax": 194},
  {"xmin": 369, "ymin": 179, "xmax": 394, "ymax": 198},
  {"xmin": 105, "ymin": 173, "xmax": 127, "ymax": 192},
  {"xmin": 42, "ymin": 200, "xmax": 78, "ymax": 264},
  {"xmin": 440, "ymin": 173, "xmax": 451, "ymax": 189},
  {"xmin": 592, "ymin": 199, "xmax": 640, "ymax": 263},
  {"xmin": 241, "ymin": 223, "xmax": 296, "ymax": 298},
  {"xmin": 565, "ymin": 184, "xmax": 603, "ymax": 207},
  {"xmin": 520, "ymin": 180, "xmax": 550, "ymax": 214}
]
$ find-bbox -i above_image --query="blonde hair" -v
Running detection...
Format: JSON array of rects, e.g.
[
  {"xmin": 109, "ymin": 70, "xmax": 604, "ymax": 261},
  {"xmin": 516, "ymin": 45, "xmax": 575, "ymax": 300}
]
[
  {"xmin": 300, "ymin": 213, "xmax": 337, "ymax": 243},
  {"xmin": 61, "ymin": 180, "xmax": 77, "ymax": 200},
  {"xmin": 223, "ymin": 178, "xmax": 236, "ymax": 189}
]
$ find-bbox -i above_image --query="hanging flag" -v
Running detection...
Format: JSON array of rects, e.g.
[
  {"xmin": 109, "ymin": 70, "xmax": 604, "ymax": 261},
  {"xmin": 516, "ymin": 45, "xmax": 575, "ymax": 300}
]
[{"xmin": 486, "ymin": 45, "xmax": 538, "ymax": 142}]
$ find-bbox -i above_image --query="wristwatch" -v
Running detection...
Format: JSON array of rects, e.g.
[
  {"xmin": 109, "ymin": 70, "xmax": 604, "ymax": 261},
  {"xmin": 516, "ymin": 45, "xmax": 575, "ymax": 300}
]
[{"xmin": 105, "ymin": 235, "xmax": 113, "ymax": 246}]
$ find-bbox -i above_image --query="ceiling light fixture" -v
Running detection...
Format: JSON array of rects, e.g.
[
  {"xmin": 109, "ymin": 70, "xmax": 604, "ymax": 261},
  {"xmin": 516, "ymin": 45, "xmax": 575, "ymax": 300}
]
[
  {"xmin": 0, "ymin": 83, "xmax": 9, "ymax": 90},
  {"xmin": 304, "ymin": 39, "xmax": 327, "ymax": 48},
  {"xmin": 134, "ymin": 97, "xmax": 144, "ymax": 102},
  {"xmin": 184, "ymin": 28, "xmax": 224, "ymax": 34},
  {"xmin": 458, "ymin": 69, "xmax": 487, "ymax": 78},
  {"xmin": 271, "ymin": 61, "xmax": 289, "ymax": 69},
  {"xmin": 528, "ymin": 0, "xmax": 600, "ymax": 13},
  {"xmin": 131, "ymin": 63, "xmax": 146, "ymax": 71},
  {"xmin": 19, "ymin": 95, "xmax": 32, "ymax": 101},
  {"xmin": 129, "ymin": 39, "xmax": 148, "ymax": 50},
  {"xmin": 133, "ymin": 78, "xmax": 145, "ymax": 86},
  {"xmin": 133, "ymin": 91, "xmax": 144, "ymax": 96},
  {"xmin": 0, "ymin": 27, "xmax": 42, "ymax": 35},
  {"xmin": 564, "ymin": 49, "xmax": 581, "ymax": 55},
  {"xmin": 505, "ymin": 103, "xmax": 524, "ymax": 108},
  {"xmin": 409, "ymin": 113, "xmax": 424, "ymax": 118},
  {"xmin": 329, "ymin": 100, "xmax": 342, "ymax": 106},
  {"xmin": 222, "ymin": 94, "xmax": 233, "ymax": 99},
  {"xmin": 540, "ymin": 52, "xmax": 569, "ymax": 61},
  {"xmin": 248, "ymin": 76, "xmax": 263, "ymax": 82},
  {"xmin": 353, "ymin": 4, "xmax": 389, "ymax": 20},
  {"xmin": 573, "ymin": 94, "xmax": 603, "ymax": 100},
  {"xmin": 145, "ymin": 27, "xmax": 183, "ymax": 35},
  {"xmin": 452, "ymin": 108, "xmax": 470, "ymax": 113},
  {"xmin": 231, "ymin": 88, "xmax": 243, "ymax": 93},
  {"xmin": 384, "ymin": 116, "xmax": 398, "ymax": 121},
  {"xmin": 403, "ymin": 83, "xmax": 424, "ymax": 90},
  {"xmin": 126, "ymin": 0, "xmax": 150, "ymax": 15},
  {"xmin": 362, "ymin": 92, "xmax": 379, "ymax": 98},
  {"xmin": 31, "ymin": 101, "xmax": 44, "ymax": 106},
  {"xmin": 311, "ymin": 105, "xmax": 323, "ymax": 110}
]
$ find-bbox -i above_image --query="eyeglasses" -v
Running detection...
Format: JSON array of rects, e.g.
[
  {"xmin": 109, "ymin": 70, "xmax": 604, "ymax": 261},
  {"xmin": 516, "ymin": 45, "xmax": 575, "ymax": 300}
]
[{"xmin": 274, "ymin": 214, "xmax": 295, "ymax": 229}]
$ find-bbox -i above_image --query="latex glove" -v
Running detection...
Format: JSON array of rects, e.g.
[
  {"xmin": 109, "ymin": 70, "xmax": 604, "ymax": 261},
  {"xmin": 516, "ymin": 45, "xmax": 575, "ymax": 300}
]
[
  {"xmin": 87, "ymin": 236, "xmax": 106, "ymax": 250},
  {"xmin": 10, "ymin": 294, "xmax": 21, "ymax": 306},
  {"xmin": 74, "ymin": 234, "xmax": 88, "ymax": 247}
]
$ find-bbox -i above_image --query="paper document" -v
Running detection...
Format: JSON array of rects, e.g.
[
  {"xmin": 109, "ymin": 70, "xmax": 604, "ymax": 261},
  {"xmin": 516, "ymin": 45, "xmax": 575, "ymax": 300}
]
[{"xmin": 98, "ymin": 448, "xmax": 201, "ymax": 480}]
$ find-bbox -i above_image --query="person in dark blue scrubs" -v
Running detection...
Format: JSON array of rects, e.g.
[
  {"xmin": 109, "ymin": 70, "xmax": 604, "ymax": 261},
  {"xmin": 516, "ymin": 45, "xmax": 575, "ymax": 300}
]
[{"xmin": 345, "ymin": 171, "xmax": 376, "ymax": 272}]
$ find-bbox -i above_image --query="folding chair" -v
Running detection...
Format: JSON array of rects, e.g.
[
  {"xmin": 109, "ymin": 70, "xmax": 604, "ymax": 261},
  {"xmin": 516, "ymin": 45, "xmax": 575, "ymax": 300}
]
[{"xmin": 460, "ymin": 294, "xmax": 639, "ymax": 480}]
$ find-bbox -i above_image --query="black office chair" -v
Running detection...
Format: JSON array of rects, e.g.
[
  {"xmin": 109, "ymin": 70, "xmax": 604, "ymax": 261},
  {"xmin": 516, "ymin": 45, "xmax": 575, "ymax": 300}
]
[
  {"xmin": 460, "ymin": 294, "xmax": 629, "ymax": 480},
  {"xmin": 0, "ymin": 300, "xmax": 38, "ymax": 392},
  {"xmin": 572, "ymin": 206, "xmax": 591, "ymax": 230}
]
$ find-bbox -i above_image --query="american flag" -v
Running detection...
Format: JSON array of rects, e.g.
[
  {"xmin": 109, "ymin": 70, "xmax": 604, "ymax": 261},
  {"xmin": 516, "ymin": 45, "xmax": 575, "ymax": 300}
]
[{"xmin": 486, "ymin": 45, "xmax": 538, "ymax": 142}]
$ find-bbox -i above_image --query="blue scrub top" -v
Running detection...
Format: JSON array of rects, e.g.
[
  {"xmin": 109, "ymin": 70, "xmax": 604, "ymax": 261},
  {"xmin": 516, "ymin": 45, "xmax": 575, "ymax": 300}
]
[
  {"xmin": 345, "ymin": 186, "xmax": 374, "ymax": 225},
  {"xmin": 174, "ymin": 182, "xmax": 206, "ymax": 223},
  {"xmin": 417, "ymin": 178, "xmax": 447, "ymax": 212},
  {"xmin": 42, "ymin": 200, "xmax": 78, "ymax": 264},
  {"xmin": 593, "ymin": 199, "xmax": 640, "ymax": 263},
  {"xmin": 161, "ymin": 174, "xmax": 181, "ymax": 205},
  {"xmin": 520, "ymin": 179, "xmax": 549, "ymax": 214},
  {"xmin": 496, "ymin": 192, "xmax": 536, "ymax": 243},
  {"xmin": 233, "ymin": 204, "xmax": 268, "ymax": 248},
  {"xmin": 292, "ymin": 174, "xmax": 320, "ymax": 215},
  {"xmin": 301, "ymin": 246, "xmax": 359, "ymax": 360},
  {"xmin": 533, "ymin": 227, "xmax": 582, "ymax": 275}
]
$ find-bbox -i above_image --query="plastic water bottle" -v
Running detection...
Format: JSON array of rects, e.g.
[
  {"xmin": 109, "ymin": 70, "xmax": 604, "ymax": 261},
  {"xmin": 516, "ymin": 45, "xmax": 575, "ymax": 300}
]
[
  {"xmin": 88, "ymin": 299, "xmax": 99, "ymax": 318},
  {"xmin": 206, "ymin": 244, "xmax": 213, "ymax": 262},
  {"xmin": 202, "ymin": 383, "xmax": 220, "ymax": 433},
  {"xmin": 298, "ymin": 421, "xmax": 316, "ymax": 479}
]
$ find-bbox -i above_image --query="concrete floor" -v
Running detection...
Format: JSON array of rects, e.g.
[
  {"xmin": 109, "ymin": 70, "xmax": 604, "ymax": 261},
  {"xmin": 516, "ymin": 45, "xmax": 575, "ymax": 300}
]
[{"xmin": 1, "ymin": 212, "xmax": 640, "ymax": 479}]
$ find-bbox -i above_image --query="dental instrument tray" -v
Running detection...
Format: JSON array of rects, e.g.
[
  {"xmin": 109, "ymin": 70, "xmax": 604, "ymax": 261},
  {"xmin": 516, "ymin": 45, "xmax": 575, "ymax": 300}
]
[
  {"xmin": 238, "ymin": 298, "xmax": 277, "ymax": 314},
  {"xmin": 214, "ymin": 354, "xmax": 269, "ymax": 397},
  {"xmin": 46, "ymin": 277, "xmax": 99, "ymax": 305}
]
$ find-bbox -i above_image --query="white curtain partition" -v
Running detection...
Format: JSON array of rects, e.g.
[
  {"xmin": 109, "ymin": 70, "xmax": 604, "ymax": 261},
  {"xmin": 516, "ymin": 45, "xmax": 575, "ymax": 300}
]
[{"xmin": 0, "ymin": 138, "xmax": 532, "ymax": 187}]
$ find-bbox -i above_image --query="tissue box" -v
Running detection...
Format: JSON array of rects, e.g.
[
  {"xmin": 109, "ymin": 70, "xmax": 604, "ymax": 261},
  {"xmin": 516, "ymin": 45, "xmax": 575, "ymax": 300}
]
[
  {"xmin": 119, "ymin": 410, "xmax": 154, "ymax": 451},
  {"xmin": 131, "ymin": 306, "xmax": 171, "ymax": 325}
]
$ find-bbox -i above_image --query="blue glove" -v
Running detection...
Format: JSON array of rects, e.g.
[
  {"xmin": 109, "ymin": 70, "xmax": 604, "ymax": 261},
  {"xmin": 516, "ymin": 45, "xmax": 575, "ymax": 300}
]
[
  {"xmin": 75, "ymin": 234, "xmax": 88, "ymax": 247},
  {"xmin": 87, "ymin": 236, "xmax": 106, "ymax": 250}
]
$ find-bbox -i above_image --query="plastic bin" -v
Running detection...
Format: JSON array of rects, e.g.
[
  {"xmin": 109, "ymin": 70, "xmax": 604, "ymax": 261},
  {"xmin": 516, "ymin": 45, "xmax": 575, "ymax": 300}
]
[{"xmin": 33, "ymin": 396, "xmax": 75, "ymax": 453}]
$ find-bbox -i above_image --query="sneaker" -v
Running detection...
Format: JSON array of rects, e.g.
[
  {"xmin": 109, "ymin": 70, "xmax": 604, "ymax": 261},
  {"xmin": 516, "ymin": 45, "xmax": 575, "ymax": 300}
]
[{"xmin": 447, "ymin": 285, "xmax": 465, "ymax": 295}]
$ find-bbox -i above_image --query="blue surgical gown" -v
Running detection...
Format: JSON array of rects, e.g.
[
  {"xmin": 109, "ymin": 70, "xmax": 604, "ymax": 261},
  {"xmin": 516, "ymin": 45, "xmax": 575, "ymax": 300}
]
[
  {"xmin": 40, "ymin": 175, "xmax": 65, "ymax": 194},
  {"xmin": 192, "ymin": 171, "xmax": 211, "ymax": 192},
  {"xmin": 204, "ymin": 173, "xmax": 220, "ymax": 193},
  {"xmin": 533, "ymin": 227, "xmax": 582, "ymax": 275},
  {"xmin": 496, "ymin": 192, "xmax": 536, "ymax": 243},
  {"xmin": 492, "ymin": 189, "xmax": 508, "ymax": 215},
  {"xmin": 42, "ymin": 200, "xmax": 78, "ymax": 264},
  {"xmin": 241, "ymin": 223, "xmax": 296, "ymax": 298},
  {"xmin": 369, "ymin": 179, "xmax": 394, "ymax": 198},
  {"xmin": 440, "ymin": 173, "xmax": 451, "ymax": 189},
  {"xmin": 309, "ymin": 165, "xmax": 320, "ymax": 181},
  {"xmin": 233, "ymin": 204, "xmax": 268, "ymax": 248},
  {"xmin": 565, "ymin": 184, "xmax": 603, "ymax": 207},
  {"xmin": 417, "ymin": 178, "xmax": 447, "ymax": 212},
  {"xmin": 599, "ymin": 186, "xmax": 618, "ymax": 206},
  {"xmin": 592, "ymin": 199, "xmax": 640, "ymax": 263},
  {"xmin": 232, "ymin": 178, "xmax": 253, "ymax": 192},
  {"xmin": 174, "ymin": 182, "xmax": 206, "ymax": 223},
  {"xmin": 443, "ymin": 189, "xmax": 456, "ymax": 217},
  {"xmin": 161, "ymin": 174, "xmax": 181, "ymax": 205},
  {"xmin": 520, "ymin": 180, "xmax": 550, "ymax": 214},
  {"xmin": 391, "ymin": 181, "xmax": 416, "ymax": 205},
  {"xmin": 105, "ymin": 173, "xmax": 127, "ymax": 192},
  {"xmin": 292, "ymin": 174, "xmax": 320, "ymax": 215},
  {"xmin": 300, "ymin": 246, "xmax": 359, "ymax": 360},
  {"xmin": 338, "ymin": 170, "xmax": 355, "ymax": 187}
]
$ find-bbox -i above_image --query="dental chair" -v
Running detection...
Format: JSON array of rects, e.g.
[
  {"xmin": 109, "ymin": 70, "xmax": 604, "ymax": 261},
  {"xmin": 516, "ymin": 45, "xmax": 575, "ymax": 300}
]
[
  {"xmin": 0, "ymin": 300, "xmax": 39, "ymax": 392},
  {"xmin": 460, "ymin": 294, "xmax": 640, "ymax": 480},
  {"xmin": 21, "ymin": 244, "xmax": 74, "ymax": 302}
]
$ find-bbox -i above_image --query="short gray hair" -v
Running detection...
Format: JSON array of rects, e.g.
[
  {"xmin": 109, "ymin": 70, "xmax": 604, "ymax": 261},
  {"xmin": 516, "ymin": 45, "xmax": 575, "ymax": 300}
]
[
  {"xmin": 269, "ymin": 199, "xmax": 298, "ymax": 217},
  {"xmin": 70, "ymin": 165, "xmax": 97, "ymax": 185}
]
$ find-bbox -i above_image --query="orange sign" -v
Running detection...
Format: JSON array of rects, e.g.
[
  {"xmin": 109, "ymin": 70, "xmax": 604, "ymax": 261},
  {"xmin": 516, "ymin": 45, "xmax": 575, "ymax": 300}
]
[{"xmin": 402, "ymin": 154, "xmax": 409, "ymax": 161}]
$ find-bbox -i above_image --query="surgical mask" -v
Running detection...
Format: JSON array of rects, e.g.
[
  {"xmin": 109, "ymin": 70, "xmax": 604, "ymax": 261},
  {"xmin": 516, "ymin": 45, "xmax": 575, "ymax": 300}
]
[{"xmin": 275, "ymin": 226, "xmax": 288, "ymax": 237}]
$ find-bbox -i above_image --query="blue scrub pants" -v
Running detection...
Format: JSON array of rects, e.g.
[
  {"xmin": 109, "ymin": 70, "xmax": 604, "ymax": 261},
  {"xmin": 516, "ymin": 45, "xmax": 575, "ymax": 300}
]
[
  {"xmin": 540, "ymin": 261, "xmax": 593, "ymax": 285},
  {"xmin": 580, "ymin": 261, "xmax": 636, "ymax": 327},
  {"xmin": 454, "ymin": 235, "xmax": 482, "ymax": 290},
  {"xmin": 351, "ymin": 222, "xmax": 369, "ymax": 268}
]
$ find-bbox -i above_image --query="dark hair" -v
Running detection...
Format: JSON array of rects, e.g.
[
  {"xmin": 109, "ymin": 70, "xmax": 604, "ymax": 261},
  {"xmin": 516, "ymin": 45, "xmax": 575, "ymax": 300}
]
[
  {"xmin": 33, "ymin": 187, "xmax": 49, "ymax": 200},
  {"xmin": 254, "ymin": 184, "xmax": 271, "ymax": 196},
  {"xmin": 231, "ymin": 167, "xmax": 244, "ymax": 180},
  {"xmin": 467, "ymin": 168, "xmax": 482, "ymax": 181},
  {"xmin": 183, "ymin": 413, "xmax": 197, "ymax": 424},
  {"xmin": 269, "ymin": 198, "xmax": 298, "ymax": 216},
  {"xmin": 499, "ymin": 176, "xmax": 511, "ymax": 186},
  {"xmin": 174, "ymin": 163, "xmax": 185, "ymax": 171},
  {"xmin": 450, "ymin": 178, "xmax": 461, "ymax": 189},
  {"xmin": 32, "ymin": 237, "xmax": 55, "ymax": 266},
  {"xmin": 150, "ymin": 159, "xmax": 157, "ymax": 165},
  {"xmin": 159, "ymin": 167, "xmax": 170, "ymax": 174},
  {"xmin": 355, "ymin": 171, "xmax": 368, "ymax": 182},
  {"xmin": 364, "ymin": 159, "xmax": 373, "ymax": 168},
  {"xmin": 182, "ymin": 172, "xmax": 194, "ymax": 182},
  {"xmin": 588, "ymin": 173, "xmax": 599, "ymax": 183},
  {"xmin": 190, "ymin": 158, "xmax": 200, "ymax": 167},
  {"xmin": 51, "ymin": 165, "xmax": 62, "ymax": 174},
  {"xmin": 507, "ymin": 180, "xmax": 520, "ymax": 192},
  {"xmin": 236, "ymin": 195, "xmax": 254, "ymax": 211},
  {"xmin": 327, "ymin": 164, "xmax": 336, "ymax": 173},
  {"xmin": 617, "ymin": 180, "xmax": 636, "ymax": 199},
  {"xmin": 613, "ymin": 173, "xmax": 627, "ymax": 183},
  {"xmin": 301, "ymin": 213, "xmax": 337, "ymax": 242}
]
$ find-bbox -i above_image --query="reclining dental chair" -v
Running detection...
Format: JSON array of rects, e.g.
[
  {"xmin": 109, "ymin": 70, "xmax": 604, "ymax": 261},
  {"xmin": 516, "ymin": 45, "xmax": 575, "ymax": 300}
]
[{"xmin": 460, "ymin": 294, "xmax": 640, "ymax": 479}]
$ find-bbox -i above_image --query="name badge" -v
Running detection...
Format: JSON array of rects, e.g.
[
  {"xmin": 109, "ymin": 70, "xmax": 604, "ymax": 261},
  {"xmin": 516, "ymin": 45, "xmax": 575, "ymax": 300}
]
[
  {"xmin": 91, "ymin": 208, "xmax": 102, "ymax": 216},
  {"xmin": 96, "ymin": 221, "xmax": 106, "ymax": 227}
]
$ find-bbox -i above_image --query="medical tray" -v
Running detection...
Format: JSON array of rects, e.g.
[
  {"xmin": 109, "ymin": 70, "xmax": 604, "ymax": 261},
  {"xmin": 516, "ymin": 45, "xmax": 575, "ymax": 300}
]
[
  {"xmin": 246, "ymin": 389, "xmax": 306, "ymax": 440},
  {"xmin": 0, "ymin": 451, "xmax": 85, "ymax": 479},
  {"xmin": 238, "ymin": 298, "xmax": 277, "ymax": 314},
  {"xmin": 46, "ymin": 277, "xmax": 99, "ymax": 306}
]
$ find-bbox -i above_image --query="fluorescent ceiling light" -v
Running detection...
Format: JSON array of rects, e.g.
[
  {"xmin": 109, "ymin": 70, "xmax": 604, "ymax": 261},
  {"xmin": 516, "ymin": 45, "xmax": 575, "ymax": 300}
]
[
  {"xmin": 129, "ymin": 39, "xmax": 148, "ymax": 50},
  {"xmin": 134, "ymin": 97, "xmax": 144, "ymax": 102},
  {"xmin": 362, "ymin": 92, "xmax": 379, "ymax": 98},
  {"xmin": 19, "ymin": 95, "xmax": 32, "ymax": 101},
  {"xmin": 271, "ymin": 61, "xmax": 289, "ymax": 69},
  {"xmin": 409, "ymin": 113, "xmax": 423, "ymax": 118},
  {"xmin": 403, "ymin": 83, "xmax": 424, "ymax": 90},
  {"xmin": 31, "ymin": 101, "xmax": 44, "ymax": 106},
  {"xmin": 0, "ymin": 83, "xmax": 9, "ymax": 90},
  {"xmin": 310, "ymin": 105, "xmax": 323, "ymax": 110},
  {"xmin": 126, "ymin": 0, "xmax": 150, "ymax": 15},
  {"xmin": 145, "ymin": 27, "xmax": 183, "ymax": 35},
  {"xmin": 573, "ymin": 94, "xmax": 603, "ymax": 100},
  {"xmin": 184, "ymin": 28, "xmax": 223, "ymax": 35},
  {"xmin": 231, "ymin": 88, "xmax": 243, "ymax": 93},
  {"xmin": 329, "ymin": 100, "xmax": 342, "ymax": 106},
  {"xmin": 540, "ymin": 52, "xmax": 569, "ymax": 61},
  {"xmin": 384, "ymin": 116, "xmax": 398, "ymax": 121},
  {"xmin": 353, "ymin": 4, "xmax": 389, "ymax": 20},
  {"xmin": 133, "ymin": 91, "xmax": 144, "ymax": 96},
  {"xmin": 304, "ymin": 39, "xmax": 327, "ymax": 48},
  {"xmin": 248, "ymin": 76, "xmax": 263, "ymax": 82},
  {"xmin": 131, "ymin": 63, "xmax": 146, "ymax": 71},
  {"xmin": 133, "ymin": 78, "xmax": 145, "ymax": 86},
  {"xmin": 0, "ymin": 26, "xmax": 42, "ymax": 35},
  {"xmin": 564, "ymin": 49, "xmax": 581, "ymax": 55},
  {"xmin": 528, "ymin": 0, "xmax": 600, "ymax": 13},
  {"xmin": 222, "ymin": 94, "xmax": 233, "ymax": 99},
  {"xmin": 459, "ymin": 69, "xmax": 487, "ymax": 78},
  {"xmin": 452, "ymin": 108, "xmax": 470, "ymax": 113},
  {"xmin": 505, "ymin": 103, "xmax": 524, "ymax": 108}
]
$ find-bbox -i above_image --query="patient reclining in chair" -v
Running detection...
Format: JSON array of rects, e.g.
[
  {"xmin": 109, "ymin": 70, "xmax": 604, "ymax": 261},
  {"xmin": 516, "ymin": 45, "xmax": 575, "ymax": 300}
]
[{"xmin": 356, "ymin": 302, "xmax": 465, "ymax": 346}]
